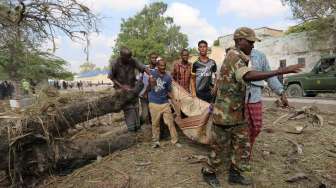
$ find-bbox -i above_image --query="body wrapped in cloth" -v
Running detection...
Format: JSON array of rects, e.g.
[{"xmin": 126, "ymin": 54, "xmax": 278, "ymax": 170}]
[{"xmin": 171, "ymin": 81, "xmax": 215, "ymax": 145}]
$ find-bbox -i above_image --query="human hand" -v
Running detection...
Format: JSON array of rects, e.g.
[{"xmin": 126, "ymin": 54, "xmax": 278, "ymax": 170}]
[
  {"xmin": 211, "ymin": 87, "xmax": 217, "ymax": 96},
  {"xmin": 149, "ymin": 76, "xmax": 156, "ymax": 86},
  {"xmin": 282, "ymin": 64, "xmax": 304, "ymax": 74},
  {"xmin": 280, "ymin": 93, "xmax": 289, "ymax": 107},
  {"xmin": 121, "ymin": 85, "xmax": 132, "ymax": 91}
]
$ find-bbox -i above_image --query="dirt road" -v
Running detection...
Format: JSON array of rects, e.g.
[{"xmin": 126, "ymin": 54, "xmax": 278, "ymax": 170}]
[
  {"xmin": 40, "ymin": 104, "xmax": 336, "ymax": 188},
  {"xmin": 263, "ymin": 97, "xmax": 336, "ymax": 111}
]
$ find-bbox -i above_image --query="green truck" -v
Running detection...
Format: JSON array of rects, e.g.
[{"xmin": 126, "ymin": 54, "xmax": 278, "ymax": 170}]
[{"xmin": 284, "ymin": 55, "xmax": 336, "ymax": 97}]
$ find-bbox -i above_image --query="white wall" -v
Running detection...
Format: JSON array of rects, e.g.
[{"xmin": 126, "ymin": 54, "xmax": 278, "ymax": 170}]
[{"xmin": 219, "ymin": 31, "xmax": 335, "ymax": 73}]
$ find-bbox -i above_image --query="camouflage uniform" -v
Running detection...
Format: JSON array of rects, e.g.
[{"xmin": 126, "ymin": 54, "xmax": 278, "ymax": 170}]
[{"xmin": 212, "ymin": 47, "xmax": 252, "ymax": 173}]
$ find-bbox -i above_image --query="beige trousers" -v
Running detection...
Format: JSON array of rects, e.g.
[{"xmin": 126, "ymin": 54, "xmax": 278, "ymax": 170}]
[{"xmin": 149, "ymin": 102, "xmax": 178, "ymax": 144}]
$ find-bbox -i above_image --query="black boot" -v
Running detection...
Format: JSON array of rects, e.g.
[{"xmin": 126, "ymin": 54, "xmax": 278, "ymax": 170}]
[
  {"xmin": 228, "ymin": 167, "xmax": 252, "ymax": 186},
  {"xmin": 201, "ymin": 167, "xmax": 221, "ymax": 188}
]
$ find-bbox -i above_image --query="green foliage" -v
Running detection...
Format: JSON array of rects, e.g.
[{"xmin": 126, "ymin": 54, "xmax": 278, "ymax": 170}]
[
  {"xmin": 102, "ymin": 66, "xmax": 110, "ymax": 71},
  {"xmin": 283, "ymin": 0, "xmax": 336, "ymax": 34},
  {"xmin": 187, "ymin": 47, "xmax": 198, "ymax": 56},
  {"xmin": 213, "ymin": 39, "xmax": 220, "ymax": 46},
  {"xmin": 283, "ymin": 0, "xmax": 336, "ymax": 49},
  {"xmin": 282, "ymin": 0, "xmax": 335, "ymax": 20},
  {"xmin": 21, "ymin": 53, "xmax": 74, "ymax": 81},
  {"xmin": 112, "ymin": 2, "xmax": 188, "ymax": 64},
  {"xmin": 0, "ymin": 50, "xmax": 73, "ymax": 82},
  {"xmin": 79, "ymin": 62, "xmax": 96, "ymax": 73},
  {"xmin": 285, "ymin": 18, "xmax": 329, "ymax": 34}
]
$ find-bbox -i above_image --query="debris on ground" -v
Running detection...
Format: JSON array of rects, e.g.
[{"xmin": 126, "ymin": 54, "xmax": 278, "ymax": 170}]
[{"xmin": 31, "ymin": 104, "xmax": 336, "ymax": 188}]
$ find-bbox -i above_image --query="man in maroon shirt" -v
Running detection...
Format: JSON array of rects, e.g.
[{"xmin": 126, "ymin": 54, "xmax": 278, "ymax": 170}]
[{"xmin": 172, "ymin": 49, "xmax": 192, "ymax": 92}]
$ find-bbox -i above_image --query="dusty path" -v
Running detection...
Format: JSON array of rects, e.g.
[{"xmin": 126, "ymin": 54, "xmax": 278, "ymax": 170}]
[
  {"xmin": 263, "ymin": 96, "xmax": 336, "ymax": 111},
  {"xmin": 40, "ymin": 105, "xmax": 336, "ymax": 188}
]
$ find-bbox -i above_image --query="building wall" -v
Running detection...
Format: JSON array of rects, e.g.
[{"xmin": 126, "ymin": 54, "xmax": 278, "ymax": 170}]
[
  {"xmin": 219, "ymin": 28, "xmax": 335, "ymax": 73},
  {"xmin": 255, "ymin": 32, "xmax": 334, "ymax": 72}
]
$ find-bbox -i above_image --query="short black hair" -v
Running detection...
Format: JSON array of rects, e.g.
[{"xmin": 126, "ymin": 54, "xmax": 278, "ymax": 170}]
[
  {"xmin": 148, "ymin": 52, "xmax": 157, "ymax": 57},
  {"xmin": 180, "ymin": 48, "xmax": 189, "ymax": 55},
  {"xmin": 120, "ymin": 47, "xmax": 132, "ymax": 57},
  {"xmin": 157, "ymin": 58, "xmax": 165, "ymax": 64},
  {"xmin": 198, "ymin": 40, "xmax": 208, "ymax": 47}
]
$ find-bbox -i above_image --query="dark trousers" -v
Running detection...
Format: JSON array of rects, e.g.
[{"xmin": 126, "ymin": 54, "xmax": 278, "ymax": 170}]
[{"xmin": 123, "ymin": 101, "xmax": 140, "ymax": 132}]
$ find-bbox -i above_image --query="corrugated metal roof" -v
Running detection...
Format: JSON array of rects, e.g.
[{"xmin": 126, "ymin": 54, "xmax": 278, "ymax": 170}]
[{"xmin": 77, "ymin": 70, "xmax": 110, "ymax": 78}]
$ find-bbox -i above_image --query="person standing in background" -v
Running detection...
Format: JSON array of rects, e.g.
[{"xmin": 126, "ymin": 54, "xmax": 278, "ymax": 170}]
[
  {"xmin": 172, "ymin": 49, "xmax": 192, "ymax": 92},
  {"xmin": 139, "ymin": 52, "xmax": 158, "ymax": 125},
  {"xmin": 191, "ymin": 40, "xmax": 217, "ymax": 102}
]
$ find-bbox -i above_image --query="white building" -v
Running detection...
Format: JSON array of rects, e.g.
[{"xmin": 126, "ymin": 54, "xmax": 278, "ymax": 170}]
[{"xmin": 218, "ymin": 27, "xmax": 336, "ymax": 72}]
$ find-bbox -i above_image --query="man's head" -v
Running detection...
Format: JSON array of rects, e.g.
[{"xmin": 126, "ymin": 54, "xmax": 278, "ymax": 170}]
[
  {"xmin": 149, "ymin": 52, "xmax": 158, "ymax": 66},
  {"xmin": 157, "ymin": 58, "xmax": 166, "ymax": 74},
  {"xmin": 180, "ymin": 49, "xmax": 189, "ymax": 63},
  {"xmin": 233, "ymin": 27, "xmax": 260, "ymax": 55},
  {"xmin": 198, "ymin": 40, "xmax": 208, "ymax": 56},
  {"xmin": 120, "ymin": 47, "xmax": 132, "ymax": 63}
]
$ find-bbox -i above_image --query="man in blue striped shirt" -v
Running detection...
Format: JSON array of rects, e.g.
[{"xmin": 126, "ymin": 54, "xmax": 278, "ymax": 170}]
[{"xmin": 245, "ymin": 48, "xmax": 289, "ymax": 156}]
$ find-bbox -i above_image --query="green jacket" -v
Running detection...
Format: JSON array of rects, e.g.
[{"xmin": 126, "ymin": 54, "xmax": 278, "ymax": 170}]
[{"xmin": 212, "ymin": 48, "xmax": 251, "ymax": 126}]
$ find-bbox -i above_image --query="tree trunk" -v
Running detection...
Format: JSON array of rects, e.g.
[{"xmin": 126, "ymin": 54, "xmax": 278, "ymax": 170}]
[
  {"xmin": 0, "ymin": 82, "xmax": 144, "ymax": 186},
  {"xmin": 8, "ymin": 41, "xmax": 22, "ymax": 100},
  {"xmin": 7, "ymin": 127, "xmax": 142, "ymax": 187}
]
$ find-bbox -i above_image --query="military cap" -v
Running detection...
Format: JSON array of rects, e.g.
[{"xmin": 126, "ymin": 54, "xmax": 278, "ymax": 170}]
[{"xmin": 233, "ymin": 27, "xmax": 261, "ymax": 42}]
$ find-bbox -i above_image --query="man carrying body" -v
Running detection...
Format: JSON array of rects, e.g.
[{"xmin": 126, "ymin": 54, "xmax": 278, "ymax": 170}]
[
  {"xmin": 207, "ymin": 27, "xmax": 304, "ymax": 186},
  {"xmin": 191, "ymin": 40, "xmax": 217, "ymax": 102},
  {"xmin": 148, "ymin": 59, "xmax": 180, "ymax": 148},
  {"xmin": 139, "ymin": 52, "xmax": 158, "ymax": 125},
  {"xmin": 109, "ymin": 47, "xmax": 151, "ymax": 132},
  {"xmin": 172, "ymin": 49, "xmax": 192, "ymax": 92}
]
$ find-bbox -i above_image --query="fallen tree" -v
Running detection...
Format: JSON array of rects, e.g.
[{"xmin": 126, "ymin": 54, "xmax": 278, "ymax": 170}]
[{"xmin": 0, "ymin": 83, "xmax": 143, "ymax": 187}]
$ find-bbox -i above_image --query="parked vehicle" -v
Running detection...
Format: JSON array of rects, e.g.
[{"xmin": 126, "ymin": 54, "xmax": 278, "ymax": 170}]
[{"xmin": 284, "ymin": 55, "xmax": 336, "ymax": 97}]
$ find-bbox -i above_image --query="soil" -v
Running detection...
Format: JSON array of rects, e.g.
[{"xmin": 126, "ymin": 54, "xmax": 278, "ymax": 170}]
[{"xmin": 35, "ymin": 104, "xmax": 336, "ymax": 188}]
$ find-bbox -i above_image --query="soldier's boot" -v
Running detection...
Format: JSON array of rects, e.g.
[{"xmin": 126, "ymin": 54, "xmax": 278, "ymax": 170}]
[
  {"xmin": 228, "ymin": 167, "xmax": 252, "ymax": 186},
  {"xmin": 201, "ymin": 167, "xmax": 221, "ymax": 188}
]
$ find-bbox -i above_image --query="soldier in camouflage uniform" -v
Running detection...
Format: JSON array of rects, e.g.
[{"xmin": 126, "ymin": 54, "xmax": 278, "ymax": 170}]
[{"xmin": 203, "ymin": 27, "xmax": 304, "ymax": 187}]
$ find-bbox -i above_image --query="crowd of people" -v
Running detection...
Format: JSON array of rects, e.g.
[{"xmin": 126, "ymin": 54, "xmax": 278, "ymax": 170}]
[
  {"xmin": 49, "ymin": 80, "xmax": 108, "ymax": 90},
  {"xmin": 0, "ymin": 81, "xmax": 14, "ymax": 100},
  {"xmin": 109, "ymin": 27, "xmax": 304, "ymax": 187}
]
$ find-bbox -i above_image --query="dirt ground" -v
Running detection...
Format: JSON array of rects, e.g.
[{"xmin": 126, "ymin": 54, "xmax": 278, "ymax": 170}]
[{"xmin": 35, "ymin": 103, "xmax": 336, "ymax": 188}]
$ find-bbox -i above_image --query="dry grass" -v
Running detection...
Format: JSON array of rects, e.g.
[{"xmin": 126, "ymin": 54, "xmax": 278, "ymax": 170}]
[{"xmin": 40, "ymin": 104, "xmax": 336, "ymax": 188}]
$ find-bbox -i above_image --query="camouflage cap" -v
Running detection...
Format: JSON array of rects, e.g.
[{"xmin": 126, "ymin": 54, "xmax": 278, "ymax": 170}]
[{"xmin": 233, "ymin": 27, "xmax": 261, "ymax": 42}]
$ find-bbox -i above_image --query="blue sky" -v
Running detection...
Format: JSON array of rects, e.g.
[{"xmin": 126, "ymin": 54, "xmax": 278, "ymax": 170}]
[{"xmin": 49, "ymin": 0, "xmax": 298, "ymax": 72}]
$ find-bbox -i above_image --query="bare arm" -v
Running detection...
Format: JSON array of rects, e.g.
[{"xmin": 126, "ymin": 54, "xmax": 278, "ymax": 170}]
[
  {"xmin": 190, "ymin": 74, "xmax": 196, "ymax": 97},
  {"xmin": 243, "ymin": 64, "xmax": 304, "ymax": 82},
  {"xmin": 172, "ymin": 64, "xmax": 178, "ymax": 81},
  {"xmin": 168, "ymin": 91, "xmax": 173, "ymax": 99},
  {"xmin": 211, "ymin": 77, "xmax": 219, "ymax": 96},
  {"xmin": 134, "ymin": 59, "xmax": 151, "ymax": 76},
  {"xmin": 149, "ymin": 76, "xmax": 156, "ymax": 89},
  {"xmin": 144, "ymin": 68, "xmax": 152, "ymax": 76},
  {"xmin": 190, "ymin": 63, "xmax": 197, "ymax": 97}
]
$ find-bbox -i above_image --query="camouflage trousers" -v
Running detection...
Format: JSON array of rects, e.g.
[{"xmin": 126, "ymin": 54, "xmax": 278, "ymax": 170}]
[{"xmin": 211, "ymin": 123, "xmax": 251, "ymax": 173}]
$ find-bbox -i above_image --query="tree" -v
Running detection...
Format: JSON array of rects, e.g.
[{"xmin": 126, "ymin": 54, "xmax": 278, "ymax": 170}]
[
  {"xmin": 188, "ymin": 47, "xmax": 198, "ymax": 56},
  {"xmin": 79, "ymin": 62, "xmax": 96, "ymax": 73},
  {"xmin": 282, "ymin": 0, "xmax": 335, "ymax": 21},
  {"xmin": 112, "ymin": 2, "xmax": 188, "ymax": 64},
  {"xmin": 0, "ymin": 0, "xmax": 98, "ymax": 98},
  {"xmin": 285, "ymin": 18, "xmax": 326, "ymax": 34},
  {"xmin": 22, "ymin": 53, "xmax": 74, "ymax": 81},
  {"xmin": 213, "ymin": 39, "xmax": 220, "ymax": 46},
  {"xmin": 0, "ymin": 50, "xmax": 73, "ymax": 82},
  {"xmin": 283, "ymin": 0, "xmax": 336, "ymax": 50}
]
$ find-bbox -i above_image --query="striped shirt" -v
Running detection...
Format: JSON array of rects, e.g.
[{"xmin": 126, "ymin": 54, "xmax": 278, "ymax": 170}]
[
  {"xmin": 172, "ymin": 61, "xmax": 192, "ymax": 92},
  {"xmin": 246, "ymin": 49, "xmax": 284, "ymax": 103}
]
